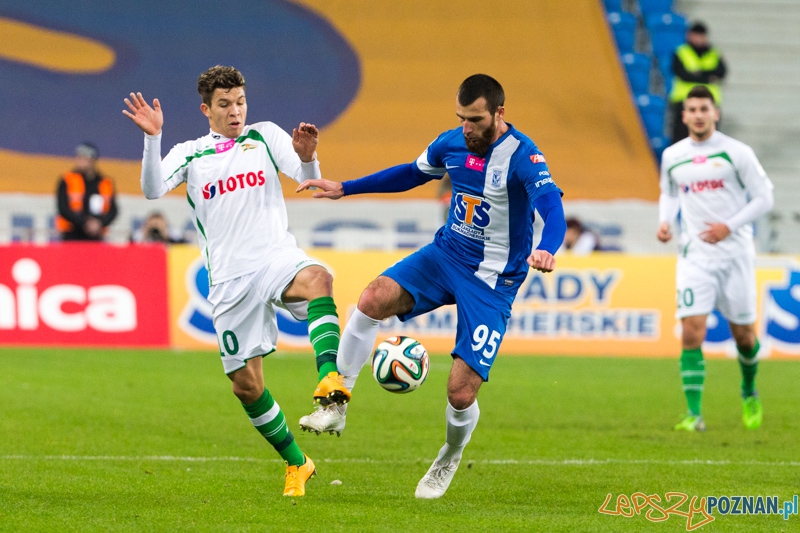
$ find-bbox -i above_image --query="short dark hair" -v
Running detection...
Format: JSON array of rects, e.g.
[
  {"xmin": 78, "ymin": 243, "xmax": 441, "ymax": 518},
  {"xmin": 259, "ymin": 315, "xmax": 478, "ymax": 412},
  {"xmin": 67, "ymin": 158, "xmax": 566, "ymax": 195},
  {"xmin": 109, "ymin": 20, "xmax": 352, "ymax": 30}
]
[
  {"xmin": 685, "ymin": 85, "xmax": 716, "ymax": 105},
  {"xmin": 75, "ymin": 142, "xmax": 99, "ymax": 160},
  {"xmin": 565, "ymin": 217, "xmax": 584, "ymax": 231},
  {"xmin": 688, "ymin": 21, "xmax": 708, "ymax": 34},
  {"xmin": 458, "ymin": 74, "xmax": 505, "ymax": 114},
  {"xmin": 197, "ymin": 66, "xmax": 246, "ymax": 106}
]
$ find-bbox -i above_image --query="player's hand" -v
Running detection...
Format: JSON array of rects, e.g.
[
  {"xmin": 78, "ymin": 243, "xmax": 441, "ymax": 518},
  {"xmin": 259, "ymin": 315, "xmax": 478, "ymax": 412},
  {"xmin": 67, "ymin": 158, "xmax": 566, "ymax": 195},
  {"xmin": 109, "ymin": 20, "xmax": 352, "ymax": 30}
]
[
  {"xmin": 292, "ymin": 122, "xmax": 319, "ymax": 162},
  {"xmin": 527, "ymin": 250, "xmax": 555, "ymax": 273},
  {"xmin": 123, "ymin": 92, "xmax": 163, "ymax": 135},
  {"xmin": 699, "ymin": 222, "xmax": 730, "ymax": 244},
  {"xmin": 657, "ymin": 221, "xmax": 672, "ymax": 243},
  {"xmin": 296, "ymin": 178, "xmax": 344, "ymax": 199}
]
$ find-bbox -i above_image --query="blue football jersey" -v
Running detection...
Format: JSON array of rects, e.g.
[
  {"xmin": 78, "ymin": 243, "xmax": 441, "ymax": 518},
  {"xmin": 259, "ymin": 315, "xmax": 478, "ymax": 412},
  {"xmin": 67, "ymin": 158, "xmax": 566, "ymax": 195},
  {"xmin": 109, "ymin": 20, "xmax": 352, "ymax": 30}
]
[{"xmin": 414, "ymin": 124, "xmax": 561, "ymax": 289}]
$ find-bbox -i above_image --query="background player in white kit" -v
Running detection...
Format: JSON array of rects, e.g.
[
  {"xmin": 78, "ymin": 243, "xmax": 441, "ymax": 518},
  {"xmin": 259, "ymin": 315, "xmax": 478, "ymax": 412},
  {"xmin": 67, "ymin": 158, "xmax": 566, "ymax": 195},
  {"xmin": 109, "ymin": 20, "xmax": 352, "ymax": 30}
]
[
  {"xmin": 123, "ymin": 66, "xmax": 350, "ymax": 497},
  {"xmin": 658, "ymin": 85, "xmax": 774, "ymax": 432}
]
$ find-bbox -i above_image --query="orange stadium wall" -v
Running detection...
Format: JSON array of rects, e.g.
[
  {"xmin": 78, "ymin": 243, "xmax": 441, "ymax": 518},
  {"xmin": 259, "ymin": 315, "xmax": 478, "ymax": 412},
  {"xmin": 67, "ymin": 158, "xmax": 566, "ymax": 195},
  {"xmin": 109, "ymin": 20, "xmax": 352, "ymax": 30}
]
[{"xmin": 1, "ymin": 0, "xmax": 657, "ymax": 202}]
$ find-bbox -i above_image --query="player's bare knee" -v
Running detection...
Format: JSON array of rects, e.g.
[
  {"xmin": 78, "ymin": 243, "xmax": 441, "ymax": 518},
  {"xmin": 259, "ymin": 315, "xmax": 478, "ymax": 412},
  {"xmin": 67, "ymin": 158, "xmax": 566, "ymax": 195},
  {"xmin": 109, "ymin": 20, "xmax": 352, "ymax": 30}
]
[
  {"xmin": 447, "ymin": 391, "xmax": 476, "ymax": 411},
  {"xmin": 304, "ymin": 266, "xmax": 333, "ymax": 295},
  {"xmin": 231, "ymin": 381, "xmax": 260, "ymax": 404},
  {"xmin": 357, "ymin": 281, "xmax": 391, "ymax": 319},
  {"xmin": 682, "ymin": 333, "xmax": 703, "ymax": 349},
  {"xmin": 733, "ymin": 332, "xmax": 756, "ymax": 353},
  {"xmin": 681, "ymin": 319, "xmax": 706, "ymax": 349}
]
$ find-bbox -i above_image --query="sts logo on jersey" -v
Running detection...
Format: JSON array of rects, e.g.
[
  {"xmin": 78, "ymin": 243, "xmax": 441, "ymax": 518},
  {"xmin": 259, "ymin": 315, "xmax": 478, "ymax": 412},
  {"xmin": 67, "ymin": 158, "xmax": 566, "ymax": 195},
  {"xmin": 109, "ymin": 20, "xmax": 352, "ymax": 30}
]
[{"xmin": 452, "ymin": 193, "xmax": 492, "ymax": 241}]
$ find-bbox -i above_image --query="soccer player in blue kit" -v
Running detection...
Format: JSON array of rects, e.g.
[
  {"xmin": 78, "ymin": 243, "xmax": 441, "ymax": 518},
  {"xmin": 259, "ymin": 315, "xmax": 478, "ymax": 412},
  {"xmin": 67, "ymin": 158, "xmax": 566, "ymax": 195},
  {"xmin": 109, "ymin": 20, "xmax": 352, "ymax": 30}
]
[{"xmin": 297, "ymin": 74, "xmax": 566, "ymax": 498}]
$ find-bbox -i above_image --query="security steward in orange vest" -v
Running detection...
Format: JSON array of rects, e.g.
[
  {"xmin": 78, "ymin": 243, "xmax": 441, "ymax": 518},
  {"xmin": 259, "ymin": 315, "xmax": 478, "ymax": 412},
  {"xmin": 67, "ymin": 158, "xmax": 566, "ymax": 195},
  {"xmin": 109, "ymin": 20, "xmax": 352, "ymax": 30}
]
[
  {"xmin": 56, "ymin": 142, "xmax": 118, "ymax": 241},
  {"xmin": 669, "ymin": 21, "xmax": 727, "ymax": 143}
]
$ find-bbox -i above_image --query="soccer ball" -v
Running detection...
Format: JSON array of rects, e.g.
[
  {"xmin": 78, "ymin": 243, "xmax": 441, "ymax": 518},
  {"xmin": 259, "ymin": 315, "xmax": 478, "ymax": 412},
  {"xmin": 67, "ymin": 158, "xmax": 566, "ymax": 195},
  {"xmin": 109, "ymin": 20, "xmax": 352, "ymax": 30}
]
[{"xmin": 371, "ymin": 336, "xmax": 430, "ymax": 393}]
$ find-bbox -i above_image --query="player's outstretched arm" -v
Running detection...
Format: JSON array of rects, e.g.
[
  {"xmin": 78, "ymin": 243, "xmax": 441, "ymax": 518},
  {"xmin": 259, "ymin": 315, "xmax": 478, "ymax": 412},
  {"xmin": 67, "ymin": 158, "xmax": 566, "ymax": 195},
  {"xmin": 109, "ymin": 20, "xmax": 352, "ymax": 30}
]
[
  {"xmin": 296, "ymin": 179, "xmax": 344, "ymax": 199},
  {"xmin": 123, "ymin": 92, "xmax": 163, "ymax": 135},
  {"xmin": 292, "ymin": 122, "xmax": 319, "ymax": 162}
]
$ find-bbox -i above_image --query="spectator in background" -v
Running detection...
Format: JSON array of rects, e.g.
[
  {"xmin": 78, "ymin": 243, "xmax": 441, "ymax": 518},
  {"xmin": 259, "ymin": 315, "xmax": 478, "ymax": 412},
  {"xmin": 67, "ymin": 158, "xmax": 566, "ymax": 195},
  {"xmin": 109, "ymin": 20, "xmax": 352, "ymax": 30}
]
[
  {"xmin": 130, "ymin": 211, "xmax": 187, "ymax": 244},
  {"xmin": 55, "ymin": 142, "xmax": 118, "ymax": 241},
  {"xmin": 668, "ymin": 21, "xmax": 727, "ymax": 143},
  {"xmin": 561, "ymin": 217, "xmax": 601, "ymax": 255},
  {"xmin": 130, "ymin": 211, "xmax": 186, "ymax": 244}
]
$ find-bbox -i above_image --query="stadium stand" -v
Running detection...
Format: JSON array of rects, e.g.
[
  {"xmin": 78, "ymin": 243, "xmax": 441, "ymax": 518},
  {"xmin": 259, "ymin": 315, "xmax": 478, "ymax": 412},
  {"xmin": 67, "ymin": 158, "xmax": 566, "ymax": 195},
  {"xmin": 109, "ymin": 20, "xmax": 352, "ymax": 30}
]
[
  {"xmin": 622, "ymin": 52, "xmax": 652, "ymax": 95},
  {"xmin": 638, "ymin": 0, "xmax": 674, "ymax": 17},
  {"xmin": 648, "ymin": 12, "xmax": 688, "ymax": 92},
  {"xmin": 607, "ymin": 11, "xmax": 637, "ymax": 53},
  {"xmin": 636, "ymin": 93, "xmax": 667, "ymax": 139},
  {"xmin": 603, "ymin": 0, "xmax": 690, "ymax": 158}
]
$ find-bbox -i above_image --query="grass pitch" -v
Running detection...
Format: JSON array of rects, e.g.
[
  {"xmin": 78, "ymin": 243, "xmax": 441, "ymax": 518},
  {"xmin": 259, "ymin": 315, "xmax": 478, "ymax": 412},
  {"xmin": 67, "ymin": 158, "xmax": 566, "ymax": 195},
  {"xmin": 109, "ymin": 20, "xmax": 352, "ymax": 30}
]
[{"xmin": 0, "ymin": 347, "xmax": 798, "ymax": 532}]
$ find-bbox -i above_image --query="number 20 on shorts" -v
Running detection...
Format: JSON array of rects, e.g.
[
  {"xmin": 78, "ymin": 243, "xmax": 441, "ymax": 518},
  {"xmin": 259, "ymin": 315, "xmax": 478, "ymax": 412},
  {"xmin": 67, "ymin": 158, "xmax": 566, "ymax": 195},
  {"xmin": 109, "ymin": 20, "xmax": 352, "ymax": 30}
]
[{"xmin": 677, "ymin": 288, "xmax": 694, "ymax": 309}]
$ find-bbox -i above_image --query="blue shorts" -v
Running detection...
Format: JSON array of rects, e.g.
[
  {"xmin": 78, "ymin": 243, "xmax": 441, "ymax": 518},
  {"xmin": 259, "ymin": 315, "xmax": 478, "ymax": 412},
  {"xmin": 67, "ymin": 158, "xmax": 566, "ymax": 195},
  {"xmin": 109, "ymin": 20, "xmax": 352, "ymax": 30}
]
[{"xmin": 382, "ymin": 242, "xmax": 515, "ymax": 380}]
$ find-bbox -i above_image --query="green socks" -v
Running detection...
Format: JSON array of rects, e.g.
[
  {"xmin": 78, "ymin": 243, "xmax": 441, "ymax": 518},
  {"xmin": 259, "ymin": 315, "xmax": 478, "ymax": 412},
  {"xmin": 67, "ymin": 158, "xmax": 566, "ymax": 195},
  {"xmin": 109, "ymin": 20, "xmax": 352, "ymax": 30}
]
[
  {"xmin": 738, "ymin": 339, "xmax": 760, "ymax": 397},
  {"xmin": 680, "ymin": 348, "xmax": 705, "ymax": 416},
  {"xmin": 242, "ymin": 389, "xmax": 304, "ymax": 466},
  {"xmin": 307, "ymin": 296, "xmax": 340, "ymax": 380}
]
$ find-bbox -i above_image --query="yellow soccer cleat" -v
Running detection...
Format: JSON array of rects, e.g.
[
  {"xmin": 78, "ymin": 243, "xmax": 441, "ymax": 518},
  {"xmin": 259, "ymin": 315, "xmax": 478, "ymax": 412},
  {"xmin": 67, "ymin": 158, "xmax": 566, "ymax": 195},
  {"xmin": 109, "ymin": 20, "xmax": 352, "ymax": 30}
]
[
  {"xmin": 674, "ymin": 414, "xmax": 706, "ymax": 432},
  {"xmin": 313, "ymin": 372, "xmax": 352, "ymax": 406},
  {"xmin": 742, "ymin": 395, "xmax": 763, "ymax": 430},
  {"xmin": 283, "ymin": 455, "xmax": 316, "ymax": 497}
]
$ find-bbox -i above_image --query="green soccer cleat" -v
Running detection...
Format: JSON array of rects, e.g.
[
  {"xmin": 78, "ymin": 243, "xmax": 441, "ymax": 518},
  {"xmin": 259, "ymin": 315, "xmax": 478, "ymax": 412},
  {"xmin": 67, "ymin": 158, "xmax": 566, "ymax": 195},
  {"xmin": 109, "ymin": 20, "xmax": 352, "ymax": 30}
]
[
  {"xmin": 742, "ymin": 395, "xmax": 763, "ymax": 430},
  {"xmin": 674, "ymin": 414, "xmax": 706, "ymax": 432}
]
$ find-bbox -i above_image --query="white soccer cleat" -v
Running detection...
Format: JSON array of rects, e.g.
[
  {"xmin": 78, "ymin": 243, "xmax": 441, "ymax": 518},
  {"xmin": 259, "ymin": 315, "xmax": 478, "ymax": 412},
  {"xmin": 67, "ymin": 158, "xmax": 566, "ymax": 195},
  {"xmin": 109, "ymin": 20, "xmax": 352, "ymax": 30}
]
[
  {"xmin": 415, "ymin": 457, "xmax": 461, "ymax": 499},
  {"xmin": 299, "ymin": 403, "xmax": 347, "ymax": 436}
]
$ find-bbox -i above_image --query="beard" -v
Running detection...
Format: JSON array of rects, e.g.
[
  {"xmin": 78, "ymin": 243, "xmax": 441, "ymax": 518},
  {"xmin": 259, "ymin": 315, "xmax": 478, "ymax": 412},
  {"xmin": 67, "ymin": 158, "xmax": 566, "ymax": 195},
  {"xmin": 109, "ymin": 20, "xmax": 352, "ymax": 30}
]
[{"xmin": 464, "ymin": 122, "xmax": 496, "ymax": 155}]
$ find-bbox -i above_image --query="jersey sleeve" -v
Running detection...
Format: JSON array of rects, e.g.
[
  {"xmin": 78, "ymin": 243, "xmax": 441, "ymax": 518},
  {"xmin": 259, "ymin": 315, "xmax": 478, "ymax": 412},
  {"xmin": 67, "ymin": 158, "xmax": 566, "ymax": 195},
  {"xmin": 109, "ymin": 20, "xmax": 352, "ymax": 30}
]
[
  {"xmin": 736, "ymin": 144, "xmax": 774, "ymax": 198},
  {"xmin": 723, "ymin": 143, "xmax": 775, "ymax": 231},
  {"xmin": 520, "ymin": 150, "xmax": 562, "ymax": 203},
  {"xmin": 658, "ymin": 148, "xmax": 680, "ymax": 224},
  {"xmin": 256, "ymin": 122, "xmax": 320, "ymax": 184},
  {"xmin": 141, "ymin": 133, "xmax": 187, "ymax": 199},
  {"xmin": 413, "ymin": 133, "xmax": 448, "ymax": 177}
]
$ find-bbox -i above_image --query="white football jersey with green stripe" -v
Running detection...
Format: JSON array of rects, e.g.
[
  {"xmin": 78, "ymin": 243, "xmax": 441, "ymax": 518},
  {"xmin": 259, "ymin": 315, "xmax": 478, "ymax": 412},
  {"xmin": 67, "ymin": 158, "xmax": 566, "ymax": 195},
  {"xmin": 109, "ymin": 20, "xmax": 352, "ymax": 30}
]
[
  {"xmin": 141, "ymin": 122, "xmax": 320, "ymax": 285},
  {"xmin": 660, "ymin": 131, "xmax": 773, "ymax": 259}
]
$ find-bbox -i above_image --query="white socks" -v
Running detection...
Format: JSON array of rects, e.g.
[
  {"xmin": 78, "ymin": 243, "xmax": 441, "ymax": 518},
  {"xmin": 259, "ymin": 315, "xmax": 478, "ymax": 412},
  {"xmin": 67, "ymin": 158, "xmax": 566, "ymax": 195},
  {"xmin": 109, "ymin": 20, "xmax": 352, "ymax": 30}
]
[
  {"xmin": 436, "ymin": 400, "xmax": 480, "ymax": 464},
  {"xmin": 337, "ymin": 308, "xmax": 380, "ymax": 390}
]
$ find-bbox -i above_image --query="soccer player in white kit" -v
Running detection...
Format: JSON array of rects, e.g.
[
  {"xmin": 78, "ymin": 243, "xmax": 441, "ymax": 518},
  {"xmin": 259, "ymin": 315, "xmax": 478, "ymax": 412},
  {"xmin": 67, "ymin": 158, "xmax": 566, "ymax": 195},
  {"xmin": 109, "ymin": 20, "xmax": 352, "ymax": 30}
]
[
  {"xmin": 123, "ymin": 66, "xmax": 350, "ymax": 496},
  {"xmin": 658, "ymin": 85, "xmax": 774, "ymax": 432}
]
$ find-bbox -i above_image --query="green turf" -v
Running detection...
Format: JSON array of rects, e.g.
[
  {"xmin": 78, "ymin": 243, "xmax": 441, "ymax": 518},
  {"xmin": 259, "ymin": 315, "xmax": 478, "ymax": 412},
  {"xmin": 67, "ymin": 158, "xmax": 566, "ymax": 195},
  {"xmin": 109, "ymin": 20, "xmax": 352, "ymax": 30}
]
[{"xmin": 0, "ymin": 348, "xmax": 798, "ymax": 532}]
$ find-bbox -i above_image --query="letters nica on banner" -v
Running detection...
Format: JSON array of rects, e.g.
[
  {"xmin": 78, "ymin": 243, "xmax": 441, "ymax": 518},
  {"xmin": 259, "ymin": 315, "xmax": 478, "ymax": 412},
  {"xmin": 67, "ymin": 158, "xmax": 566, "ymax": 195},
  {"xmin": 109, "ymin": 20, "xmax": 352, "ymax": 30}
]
[{"xmin": 0, "ymin": 243, "xmax": 169, "ymax": 347}]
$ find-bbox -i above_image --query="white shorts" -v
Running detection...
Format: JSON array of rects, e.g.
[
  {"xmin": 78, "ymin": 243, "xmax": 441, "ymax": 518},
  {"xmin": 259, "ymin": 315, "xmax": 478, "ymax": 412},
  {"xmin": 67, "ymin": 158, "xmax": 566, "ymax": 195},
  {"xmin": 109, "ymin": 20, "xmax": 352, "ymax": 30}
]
[
  {"xmin": 675, "ymin": 254, "xmax": 757, "ymax": 325},
  {"xmin": 207, "ymin": 245, "xmax": 322, "ymax": 375}
]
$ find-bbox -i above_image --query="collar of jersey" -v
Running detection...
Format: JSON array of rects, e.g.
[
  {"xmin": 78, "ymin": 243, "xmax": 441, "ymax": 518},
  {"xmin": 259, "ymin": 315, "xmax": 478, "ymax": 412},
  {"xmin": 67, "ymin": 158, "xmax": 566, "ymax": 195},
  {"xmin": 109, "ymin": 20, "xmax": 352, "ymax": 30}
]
[
  {"xmin": 208, "ymin": 126, "xmax": 249, "ymax": 141},
  {"xmin": 689, "ymin": 130, "xmax": 719, "ymax": 147},
  {"xmin": 468, "ymin": 122, "xmax": 515, "ymax": 157}
]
